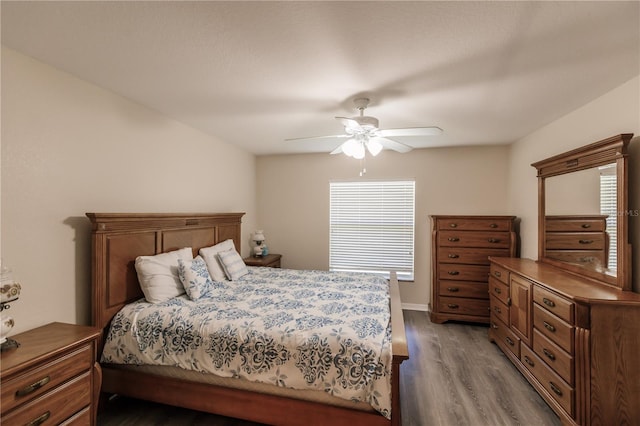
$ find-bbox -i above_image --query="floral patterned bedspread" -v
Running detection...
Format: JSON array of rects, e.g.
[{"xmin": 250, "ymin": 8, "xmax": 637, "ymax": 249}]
[{"xmin": 101, "ymin": 267, "xmax": 393, "ymax": 418}]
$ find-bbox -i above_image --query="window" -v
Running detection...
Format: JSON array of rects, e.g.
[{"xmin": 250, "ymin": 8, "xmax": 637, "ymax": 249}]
[
  {"xmin": 599, "ymin": 165, "xmax": 617, "ymax": 271},
  {"xmin": 329, "ymin": 180, "xmax": 415, "ymax": 280}
]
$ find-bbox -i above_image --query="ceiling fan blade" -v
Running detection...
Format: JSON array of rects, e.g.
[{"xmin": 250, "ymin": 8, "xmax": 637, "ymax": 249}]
[
  {"xmin": 285, "ymin": 134, "xmax": 350, "ymax": 143},
  {"xmin": 377, "ymin": 127, "xmax": 443, "ymax": 138},
  {"xmin": 371, "ymin": 137, "xmax": 413, "ymax": 153},
  {"xmin": 335, "ymin": 116, "xmax": 362, "ymax": 132}
]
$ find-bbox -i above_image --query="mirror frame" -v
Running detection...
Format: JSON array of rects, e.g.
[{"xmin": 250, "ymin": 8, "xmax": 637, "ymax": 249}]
[{"xmin": 532, "ymin": 133, "xmax": 633, "ymax": 291}]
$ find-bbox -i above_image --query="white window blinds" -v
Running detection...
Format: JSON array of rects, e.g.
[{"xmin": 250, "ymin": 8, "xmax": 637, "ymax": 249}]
[
  {"xmin": 329, "ymin": 180, "xmax": 415, "ymax": 280},
  {"xmin": 599, "ymin": 165, "xmax": 617, "ymax": 271}
]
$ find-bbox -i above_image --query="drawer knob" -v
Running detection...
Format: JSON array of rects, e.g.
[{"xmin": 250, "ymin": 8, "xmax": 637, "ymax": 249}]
[
  {"xmin": 448, "ymin": 254, "xmax": 459, "ymax": 259},
  {"xmin": 543, "ymin": 298, "xmax": 556, "ymax": 308},
  {"xmin": 494, "ymin": 306, "xmax": 502, "ymax": 314},
  {"xmin": 524, "ymin": 355, "xmax": 534, "ymax": 367},
  {"xmin": 447, "ymin": 271, "xmax": 460, "ymax": 276},
  {"xmin": 16, "ymin": 376, "xmax": 50, "ymax": 397},
  {"xmin": 494, "ymin": 287, "xmax": 502, "ymax": 294},
  {"xmin": 449, "ymin": 223, "xmax": 458, "ymax": 228},
  {"xmin": 27, "ymin": 411, "xmax": 51, "ymax": 426},
  {"xmin": 448, "ymin": 237, "xmax": 459, "ymax": 242},
  {"xmin": 581, "ymin": 223, "xmax": 591, "ymax": 229},
  {"xmin": 491, "ymin": 322, "xmax": 499, "ymax": 330},
  {"xmin": 447, "ymin": 304, "xmax": 459, "ymax": 309},
  {"xmin": 447, "ymin": 287, "xmax": 459, "ymax": 292},
  {"xmin": 549, "ymin": 382, "xmax": 563, "ymax": 397},
  {"xmin": 579, "ymin": 239, "xmax": 594, "ymax": 245},
  {"xmin": 543, "ymin": 348, "xmax": 556, "ymax": 361},
  {"xmin": 490, "ymin": 223, "xmax": 498, "ymax": 228},
  {"xmin": 488, "ymin": 238, "xmax": 500, "ymax": 243},
  {"xmin": 505, "ymin": 336, "xmax": 515, "ymax": 346},
  {"xmin": 543, "ymin": 321, "xmax": 556, "ymax": 332},
  {"xmin": 494, "ymin": 271, "xmax": 501, "ymax": 277}
]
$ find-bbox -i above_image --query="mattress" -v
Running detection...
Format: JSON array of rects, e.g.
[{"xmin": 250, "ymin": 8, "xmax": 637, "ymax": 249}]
[{"xmin": 101, "ymin": 267, "xmax": 393, "ymax": 418}]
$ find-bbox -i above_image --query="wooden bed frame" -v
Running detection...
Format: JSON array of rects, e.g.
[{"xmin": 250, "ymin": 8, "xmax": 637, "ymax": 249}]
[{"xmin": 86, "ymin": 212, "xmax": 409, "ymax": 426}]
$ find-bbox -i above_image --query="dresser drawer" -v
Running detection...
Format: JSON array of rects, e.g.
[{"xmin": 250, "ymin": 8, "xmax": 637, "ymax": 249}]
[
  {"xmin": 490, "ymin": 295, "xmax": 509, "ymax": 325},
  {"xmin": 1, "ymin": 371, "xmax": 91, "ymax": 426},
  {"xmin": 438, "ymin": 247, "xmax": 511, "ymax": 265},
  {"xmin": 61, "ymin": 406, "xmax": 91, "ymax": 425},
  {"xmin": 520, "ymin": 345, "xmax": 574, "ymax": 417},
  {"xmin": 439, "ymin": 231, "xmax": 511, "ymax": 248},
  {"xmin": 438, "ymin": 297, "xmax": 490, "ymax": 317},
  {"xmin": 488, "ymin": 276, "xmax": 509, "ymax": 305},
  {"xmin": 438, "ymin": 280, "xmax": 489, "ymax": 299},
  {"xmin": 490, "ymin": 316, "xmax": 520, "ymax": 358},
  {"xmin": 1, "ymin": 344, "xmax": 92, "ymax": 412},
  {"xmin": 438, "ymin": 264, "xmax": 489, "ymax": 282},
  {"xmin": 533, "ymin": 329, "xmax": 574, "ymax": 385},
  {"xmin": 533, "ymin": 304, "xmax": 573, "ymax": 353},
  {"xmin": 544, "ymin": 250, "xmax": 607, "ymax": 267},
  {"xmin": 437, "ymin": 218, "xmax": 512, "ymax": 231},
  {"xmin": 545, "ymin": 217, "xmax": 606, "ymax": 232},
  {"xmin": 533, "ymin": 286, "xmax": 574, "ymax": 323},
  {"xmin": 489, "ymin": 263, "xmax": 509, "ymax": 284},
  {"xmin": 545, "ymin": 232, "xmax": 606, "ymax": 250}
]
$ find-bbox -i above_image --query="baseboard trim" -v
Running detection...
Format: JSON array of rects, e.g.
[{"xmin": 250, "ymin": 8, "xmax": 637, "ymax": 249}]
[{"xmin": 401, "ymin": 303, "xmax": 429, "ymax": 312}]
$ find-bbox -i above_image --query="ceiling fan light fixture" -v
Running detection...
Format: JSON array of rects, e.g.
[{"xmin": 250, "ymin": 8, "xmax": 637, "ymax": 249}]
[
  {"xmin": 341, "ymin": 138, "xmax": 359, "ymax": 157},
  {"xmin": 366, "ymin": 139, "xmax": 383, "ymax": 156},
  {"xmin": 352, "ymin": 142, "xmax": 366, "ymax": 159}
]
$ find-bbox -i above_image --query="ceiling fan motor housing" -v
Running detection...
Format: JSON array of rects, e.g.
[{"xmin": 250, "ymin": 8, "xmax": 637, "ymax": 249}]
[{"xmin": 353, "ymin": 115, "xmax": 379, "ymax": 130}]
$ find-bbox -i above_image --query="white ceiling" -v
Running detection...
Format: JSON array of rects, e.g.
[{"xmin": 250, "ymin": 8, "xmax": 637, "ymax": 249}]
[{"xmin": 2, "ymin": 1, "xmax": 639, "ymax": 155}]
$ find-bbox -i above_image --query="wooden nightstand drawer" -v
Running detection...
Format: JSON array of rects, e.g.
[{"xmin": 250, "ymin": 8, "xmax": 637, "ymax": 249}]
[
  {"xmin": 2, "ymin": 371, "xmax": 91, "ymax": 426},
  {"xmin": 1, "ymin": 344, "xmax": 92, "ymax": 412},
  {"xmin": 243, "ymin": 253, "xmax": 282, "ymax": 268},
  {"xmin": 0, "ymin": 323, "xmax": 101, "ymax": 426}
]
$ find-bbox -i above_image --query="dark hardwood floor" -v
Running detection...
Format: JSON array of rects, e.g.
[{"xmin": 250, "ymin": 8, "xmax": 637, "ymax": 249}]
[{"xmin": 98, "ymin": 310, "xmax": 559, "ymax": 426}]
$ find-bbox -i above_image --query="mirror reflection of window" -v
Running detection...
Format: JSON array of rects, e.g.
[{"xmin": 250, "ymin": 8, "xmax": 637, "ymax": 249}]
[{"xmin": 600, "ymin": 164, "xmax": 617, "ymax": 271}]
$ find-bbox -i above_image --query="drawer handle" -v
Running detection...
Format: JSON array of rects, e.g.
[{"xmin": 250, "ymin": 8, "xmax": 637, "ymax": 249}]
[
  {"xmin": 523, "ymin": 355, "xmax": 534, "ymax": 367},
  {"xmin": 447, "ymin": 304, "xmax": 459, "ymax": 309},
  {"xmin": 505, "ymin": 336, "xmax": 515, "ymax": 346},
  {"xmin": 549, "ymin": 382, "xmax": 563, "ymax": 397},
  {"xmin": 581, "ymin": 223, "xmax": 591, "ymax": 229},
  {"xmin": 543, "ymin": 321, "xmax": 556, "ymax": 332},
  {"xmin": 494, "ymin": 306, "xmax": 502, "ymax": 314},
  {"xmin": 579, "ymin": 239, "xmax": 594, "ymax": 245},
  {"xmin": 448, "ymin": 237, "xmax": 460, "ymax": 242},
  {"xmin": 494, "ymin": 271, "xmax": 502, "ymax": 278},
  {"xmin": 27, "ymin": 411, "xmax": 51, "ymax": 426},
  {"xmin": 494, "ymin": 287, "xmax": 502, "ymax": 294},
  {"xmin": 449, "ymin": 223, "xmax": 458, "ymax": 228},
  {"xmin": 490, "ymin": 223, "xmax": 498, "ymax": 228},
  {"xmin": 491, "ymin": 322, "xmax": 499, "ymax": 330},
  {"xmin": 447, "ymin": 271, "xmax": 460, "ymax": 276},
  {"xmin": 488, "ymin": 238, "xmax": 500, "ymax": 243},
  {"xmin": 448, "ymin": 254, "xmax": 459, "ymax": 259},
  {"xmin": 16, "ymin": 376, "xmax": 50, "ymax": 397},
  {"xmin": 543, "ymin": 348, "xmax": 556, "ymax": 361},
  {"xmin": 543, "ymin": 298, "xmax": 556, "ymax": 308},
  {"xmin": 447, "ymin": 287, "xmax": 459, "ymax": 292}
]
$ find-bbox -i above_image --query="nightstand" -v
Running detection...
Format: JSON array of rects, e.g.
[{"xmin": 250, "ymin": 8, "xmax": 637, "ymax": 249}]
[
  {"xmin": 243, "ymin": 253, "xmax": 282, "ymax": 268},
  {"xmin": 0, "ymin": 322, "xmax": 102, "ymax": 425}
]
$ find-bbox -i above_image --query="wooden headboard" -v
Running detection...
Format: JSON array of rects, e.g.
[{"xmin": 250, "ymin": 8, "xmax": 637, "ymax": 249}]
[{"xmin": 86, "ymin": 213, "xmax": 245, "ymax": 331}]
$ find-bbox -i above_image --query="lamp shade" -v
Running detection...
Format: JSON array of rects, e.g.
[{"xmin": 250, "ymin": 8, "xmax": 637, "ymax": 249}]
[{"xmin": 252, "ymin": 230, "xmax": 265, "ymax": 243}]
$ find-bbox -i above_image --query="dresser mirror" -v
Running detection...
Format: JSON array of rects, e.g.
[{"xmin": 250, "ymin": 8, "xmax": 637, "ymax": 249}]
[{"xmin": 532, "ymin": 134, "xmax": 633, "ymax": 291}]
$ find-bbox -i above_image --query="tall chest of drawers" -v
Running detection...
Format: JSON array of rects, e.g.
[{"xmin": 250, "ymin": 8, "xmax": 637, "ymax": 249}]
[
  {"xmin": 0, "ymin": 322, "xmax": 102, "ymax": 425},
  {"xmin": 430, "ymin": 215, "xmax": 517, "ymax": 324},
  {"xmin": 488, "ymin": 257, "xmax": 640, "ymax": 425}
]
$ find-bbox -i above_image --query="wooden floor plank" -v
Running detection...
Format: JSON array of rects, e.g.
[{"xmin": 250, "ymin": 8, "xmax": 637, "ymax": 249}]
[{"xmin": 98, "ymin": 310, "xmax": 560, "ymax": 426}]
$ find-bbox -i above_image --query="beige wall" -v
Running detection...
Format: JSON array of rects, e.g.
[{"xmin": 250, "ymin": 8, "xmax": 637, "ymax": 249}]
[
  {"xmin": 508, "ymin": 75, "xmax": 640, "ymax": 291},
  {"xmin": 256, "ymin": 145, "xmax": 510, "ymax": 309},
  {"xmin": 1, "ymin": 47, "xmax": 257, "ymax": 334}
]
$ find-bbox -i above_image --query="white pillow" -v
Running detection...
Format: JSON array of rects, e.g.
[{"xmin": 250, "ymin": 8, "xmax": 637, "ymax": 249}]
[
  {"xmin": 135, "ymin": 247, "xmax": 193, "ymax": 303},
  {"xmin": 217, "ymin": 249, "xmax": 249, "ymax": 280},
  {"xmin": 178, "ymin": 256, "xmax": 215, "ymax": 301},
  {"xmin": 199, "ymin": 239, "xmax": 235, "ymax": 281}
]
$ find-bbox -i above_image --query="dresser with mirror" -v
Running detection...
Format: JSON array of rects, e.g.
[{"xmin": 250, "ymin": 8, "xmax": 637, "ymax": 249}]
[{"xmin": 489, "ymin": 134, "xmax": 640, "ymax": 425}]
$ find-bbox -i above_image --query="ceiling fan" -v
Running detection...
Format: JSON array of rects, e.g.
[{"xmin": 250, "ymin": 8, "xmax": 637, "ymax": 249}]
[{"xmin": 286, "ymin": 97, "xmax": 442, "ymax": 159}]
